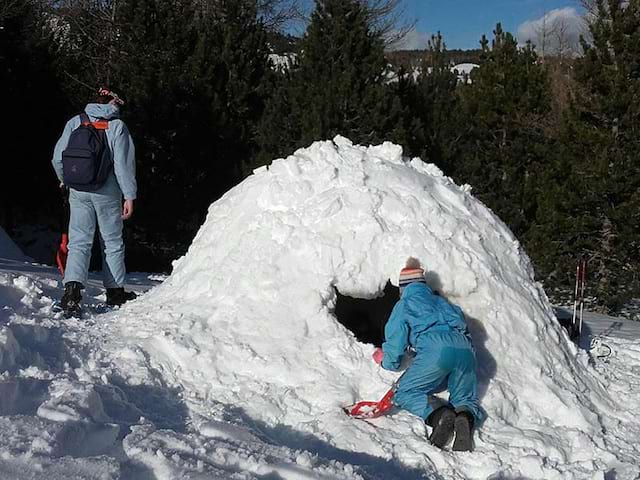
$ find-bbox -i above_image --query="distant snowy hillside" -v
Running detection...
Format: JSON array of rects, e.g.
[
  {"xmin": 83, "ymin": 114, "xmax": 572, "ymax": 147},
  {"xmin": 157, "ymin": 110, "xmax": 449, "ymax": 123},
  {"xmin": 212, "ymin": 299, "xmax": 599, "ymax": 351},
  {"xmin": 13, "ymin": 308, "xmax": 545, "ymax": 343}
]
[
  {"xmin": 452, "ymin": 63, "xmax": 478, "ymax": 83},
  {"xmin": 0, "ymin": 137, "xmax": 638, "ymax": 479},
  {"xmin": 268, "ymin": 52, "xmax": 297, "ymax": 70}
]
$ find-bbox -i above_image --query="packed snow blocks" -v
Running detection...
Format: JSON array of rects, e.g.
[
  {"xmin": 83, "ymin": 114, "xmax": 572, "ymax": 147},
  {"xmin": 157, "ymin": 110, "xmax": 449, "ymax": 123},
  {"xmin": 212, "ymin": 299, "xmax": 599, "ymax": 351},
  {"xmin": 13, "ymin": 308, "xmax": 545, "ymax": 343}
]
[{"xmin": 143, "ymin": 136, "xmax": 634, "ymax": 477}]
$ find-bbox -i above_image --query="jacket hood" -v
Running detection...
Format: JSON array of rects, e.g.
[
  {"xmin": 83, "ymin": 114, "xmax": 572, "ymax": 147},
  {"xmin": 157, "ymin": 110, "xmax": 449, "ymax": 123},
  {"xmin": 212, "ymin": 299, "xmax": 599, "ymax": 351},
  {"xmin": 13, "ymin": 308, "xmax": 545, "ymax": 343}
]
[
  {"xmin": 401, "ymin": 282, "xmax": 433, "ymax": 299},
  {"xmin": 85, "ymin": 103, "xmax": 121, "ymax": 120}
]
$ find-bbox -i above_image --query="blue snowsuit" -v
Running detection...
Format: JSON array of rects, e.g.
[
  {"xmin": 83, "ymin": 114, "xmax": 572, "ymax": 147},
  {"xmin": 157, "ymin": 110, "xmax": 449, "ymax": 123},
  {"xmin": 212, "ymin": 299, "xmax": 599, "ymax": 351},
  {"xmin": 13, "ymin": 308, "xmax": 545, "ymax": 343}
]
[
  {"xmin": 381, "ymin": 282, "xmax": 483, "ymax": 423},
  {"xmin": 51, "ymin": 103, "xmax": 137, "ymax": 288}
]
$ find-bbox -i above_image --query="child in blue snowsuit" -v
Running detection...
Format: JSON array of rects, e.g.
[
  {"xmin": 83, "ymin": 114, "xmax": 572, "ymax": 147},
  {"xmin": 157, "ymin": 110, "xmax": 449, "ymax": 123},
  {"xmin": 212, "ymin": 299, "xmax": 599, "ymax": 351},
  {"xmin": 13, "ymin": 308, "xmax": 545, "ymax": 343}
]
[{"xmin": 376, "ymin": 261, "xmax": 483, "ymax": 451}]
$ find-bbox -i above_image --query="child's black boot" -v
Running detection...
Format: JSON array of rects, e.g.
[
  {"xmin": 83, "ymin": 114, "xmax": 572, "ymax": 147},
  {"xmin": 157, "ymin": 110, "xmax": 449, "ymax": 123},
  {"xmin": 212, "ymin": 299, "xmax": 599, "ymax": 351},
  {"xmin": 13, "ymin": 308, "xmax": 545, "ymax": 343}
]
[
  {"xmin": 452, "ymin": 410, "xmax": 475, "ymax": 452},
  {"xmin": 426, "ymin": 405, "xmax": 455, "ymax": 449}
]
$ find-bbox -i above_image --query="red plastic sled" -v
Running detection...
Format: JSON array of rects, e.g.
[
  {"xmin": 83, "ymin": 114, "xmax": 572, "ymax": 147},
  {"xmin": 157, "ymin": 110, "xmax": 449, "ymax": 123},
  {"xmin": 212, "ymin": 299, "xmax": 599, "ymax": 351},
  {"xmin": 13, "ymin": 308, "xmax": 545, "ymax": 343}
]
[{"xmin": 344, "ymin": 387, "xmax": 396, "ymax": 419}]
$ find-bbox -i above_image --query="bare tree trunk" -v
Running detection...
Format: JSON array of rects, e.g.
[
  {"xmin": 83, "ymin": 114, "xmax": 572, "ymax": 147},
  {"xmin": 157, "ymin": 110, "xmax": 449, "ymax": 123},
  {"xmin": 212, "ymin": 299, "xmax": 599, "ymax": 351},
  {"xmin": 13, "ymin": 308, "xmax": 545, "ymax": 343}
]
[
  {"xmin": 580, "ymin": 0, "xmax": 599, "ymax": 16},
  {"xmin": 257, "ymin": 0, "xmax": 304, "ymax": 31},
  {"xmin": 534, "ymin": 11, "xmax": 557, "ymax": 62},
  {"xmin": 361, "ymin": 0, "xmax": 414, "ymax": 44},
  {"xmin": 105, "ymin": 0, "xmax": 118, "ymax": 86},
  {"xmin": 554, "ymin": 17, "xmax": 571, "ymax": 62},
  {"xmin": 42, "ymin": 0, "xmax": 120, "ymax": 89},
  {"xmin": 596, "ymin": 215, "xmax": 616, "ymax": 311}
]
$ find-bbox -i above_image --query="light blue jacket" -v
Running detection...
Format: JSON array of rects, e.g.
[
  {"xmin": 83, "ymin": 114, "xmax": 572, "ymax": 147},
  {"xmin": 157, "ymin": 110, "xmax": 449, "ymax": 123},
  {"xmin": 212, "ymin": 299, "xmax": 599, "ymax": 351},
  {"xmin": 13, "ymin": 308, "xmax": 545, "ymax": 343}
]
[
  {"xmin": 52, "ymin": 103, "xmax": 137, "ymax": 200},
  {"xmin": 382, "ymin": 282, "xmax": 470, "ymax": 371}
]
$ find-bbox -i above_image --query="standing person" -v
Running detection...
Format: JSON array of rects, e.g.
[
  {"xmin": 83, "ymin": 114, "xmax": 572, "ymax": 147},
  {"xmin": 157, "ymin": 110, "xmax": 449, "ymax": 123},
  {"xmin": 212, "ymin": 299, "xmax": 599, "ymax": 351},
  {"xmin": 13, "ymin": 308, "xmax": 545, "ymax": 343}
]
[
  {"xmin": 51, "ymin": 88, "xmax": 137, "ymax": 317},
  {"xmin": 372, "ymin": 258, "xmax": 484, "ymax": 452}
]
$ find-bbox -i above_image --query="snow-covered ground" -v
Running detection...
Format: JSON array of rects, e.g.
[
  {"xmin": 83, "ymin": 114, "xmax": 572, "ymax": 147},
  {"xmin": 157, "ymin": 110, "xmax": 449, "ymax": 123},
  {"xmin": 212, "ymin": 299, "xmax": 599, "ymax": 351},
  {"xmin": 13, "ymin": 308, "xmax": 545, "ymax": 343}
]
[{"xmin": 1, "ymin": 137, "xmax": 639, "ymax": 479}]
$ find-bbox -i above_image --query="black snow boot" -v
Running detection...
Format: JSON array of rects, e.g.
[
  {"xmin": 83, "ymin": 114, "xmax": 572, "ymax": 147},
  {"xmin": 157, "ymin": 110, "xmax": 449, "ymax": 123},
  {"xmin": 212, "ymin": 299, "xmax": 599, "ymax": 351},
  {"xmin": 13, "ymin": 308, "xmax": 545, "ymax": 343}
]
[
  {"xmin": 452, "ymin": 410, "xmax": 475, "ymax": 452},
  {"xmin": 426, "ymin": 405, "xmax": 456, "ymax": 449},
  {"xmin": 106, "ymin": 288, "xmax": 137, "ymax": 307},
  {"xmin": 61, "ymin": 281, "xmax": 83, "ymax": 318}
]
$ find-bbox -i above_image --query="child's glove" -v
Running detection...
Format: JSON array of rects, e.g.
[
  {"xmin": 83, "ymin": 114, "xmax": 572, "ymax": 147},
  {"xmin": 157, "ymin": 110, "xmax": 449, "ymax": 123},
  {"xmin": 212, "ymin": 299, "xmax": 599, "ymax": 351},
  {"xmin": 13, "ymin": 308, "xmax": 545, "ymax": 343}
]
[{"xmin": 372, "ymin": 347, "xmax": 384, "ymax": 365}]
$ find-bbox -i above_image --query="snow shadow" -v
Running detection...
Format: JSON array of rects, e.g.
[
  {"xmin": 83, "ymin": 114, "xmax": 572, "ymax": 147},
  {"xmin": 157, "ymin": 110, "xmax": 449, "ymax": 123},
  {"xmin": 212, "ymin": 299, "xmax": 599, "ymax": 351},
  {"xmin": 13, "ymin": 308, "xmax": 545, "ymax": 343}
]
[
  {"xmin": 604, "ymin": 470, "xmax": 618, "ymax": 480},
  {"xmin": 119, "ymin": 463, "xmax": 160, "ymax": 480},
  {"xmin": 0, "ymin": 378, "xmax": 50, "ymax": 415},
  {"xmin": 487, "ymin": 475, "xmax": 534, "ymax": 480},
  {"xmin": 464, "ymin": 314, "xmax": 497, "ymax": 403},
  {"xmin": 0, "ymin": 259, "xmax": 56, "ymax": 276},
  {"xmin": 223, "ymin": 405, "xmax": 444, "ymax": 480},
  {"xmin": 424, "ymin": 271, "xmax": 497, "ymax": 405},
  {"xmin": 7, "ymin": 323, "xmax": 76, "ymax": 373},
  {"xmin": 0, "ymin": 284, "xmax": 27, "ymax": 324},
  {"xmin": 553, "ymin": 306, "xmax": 582, "ymax": 341},
  {"xmin": 108, "ymin": 377, "xmax": 189, "ymax": 433},
  {"xmin": 90, "ymin": 380, "xmax": 189, "ymax": 479},
  {"xmin": 554, "ymin": 305, "xmax": 630, "ymax": 349}
]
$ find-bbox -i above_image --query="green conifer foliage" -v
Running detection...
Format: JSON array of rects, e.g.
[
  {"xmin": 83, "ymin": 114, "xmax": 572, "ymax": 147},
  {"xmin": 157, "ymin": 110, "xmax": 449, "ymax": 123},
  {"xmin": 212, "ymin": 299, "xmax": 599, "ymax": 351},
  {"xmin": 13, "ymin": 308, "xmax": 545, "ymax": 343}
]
[
  {"xmin": 413, "ymin": 33, "xmax": 460, "ymax": 172},
  {"xmin": 112, "ymin": 0, "xmax": 270, "ymax": 266},
  {"xmin": 530, "ymin": 0, "xmax": 640, "ymax": 310},
  {"xmin": 455, "ymin": 25, "xmax": 552, "ymax": 238},
  {"xmin": 48, "ymin": 0, "xmax": 268, "ymax": 266},
  {"xmin": 256, "ymin": 0, "xmax": 399, "ymax": 165},
  {"xmin": 2, "ymin": 1, "xmax": 66, "ymax": 231},
  {"xmin": 386, "ymin": 64, "xmax": 423, "ymax": 159}
]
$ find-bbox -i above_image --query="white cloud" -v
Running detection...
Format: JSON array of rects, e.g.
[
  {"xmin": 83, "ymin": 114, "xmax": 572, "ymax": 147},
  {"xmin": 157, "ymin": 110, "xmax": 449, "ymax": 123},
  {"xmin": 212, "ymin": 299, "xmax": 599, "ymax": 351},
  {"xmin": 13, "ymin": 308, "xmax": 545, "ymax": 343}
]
[
  {"xmin": 386, "ymin": 27, "xmax": 431, "ymax": 51},
  {"xmin": 517, "ymin": 7, "xmax": 586, "ymax": 57}
]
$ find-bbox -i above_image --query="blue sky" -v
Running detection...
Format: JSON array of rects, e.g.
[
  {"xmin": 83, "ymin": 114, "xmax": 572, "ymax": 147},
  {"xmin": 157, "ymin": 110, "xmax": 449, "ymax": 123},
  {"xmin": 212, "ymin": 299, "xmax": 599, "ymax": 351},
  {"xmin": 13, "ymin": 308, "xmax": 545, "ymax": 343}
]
[{"xmin": 401, "ymin": 0, "xmax": 584, "ymax": 49}]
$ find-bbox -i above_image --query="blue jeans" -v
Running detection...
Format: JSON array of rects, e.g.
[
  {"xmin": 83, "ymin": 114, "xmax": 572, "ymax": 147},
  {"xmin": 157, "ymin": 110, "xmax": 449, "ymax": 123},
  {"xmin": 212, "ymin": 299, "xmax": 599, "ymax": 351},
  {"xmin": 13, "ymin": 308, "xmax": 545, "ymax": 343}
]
[
  {"xmin": 394, "ymin": 331, "xmax": 484, "ymax": 424},
  {"xmin": 64, "ymin": 190, "xmax": 125, "ymax": 288}
]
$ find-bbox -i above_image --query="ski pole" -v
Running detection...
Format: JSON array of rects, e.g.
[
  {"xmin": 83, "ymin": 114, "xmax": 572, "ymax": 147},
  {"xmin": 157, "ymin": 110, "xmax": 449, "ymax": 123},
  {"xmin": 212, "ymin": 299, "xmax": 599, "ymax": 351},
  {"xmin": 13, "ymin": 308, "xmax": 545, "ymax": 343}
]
[
  {"xmin": 578, "ymin": 256, "xmax": 587, "ymax": 338},
  {"xmin": 571, "ymin": 259, "xmax": 581, "ymax": 338}
]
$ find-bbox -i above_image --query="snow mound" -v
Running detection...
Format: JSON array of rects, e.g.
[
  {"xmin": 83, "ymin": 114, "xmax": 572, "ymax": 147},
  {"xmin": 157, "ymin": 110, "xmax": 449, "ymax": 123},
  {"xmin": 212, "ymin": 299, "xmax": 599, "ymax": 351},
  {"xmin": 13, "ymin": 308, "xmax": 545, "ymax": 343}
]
[
  {"xmin": 0, "ymin": 227, "xmax": 31, "ymax": 262},
  {"xmin": 52, "ymin": 136, "xmax": 635, "ymax": 478}
]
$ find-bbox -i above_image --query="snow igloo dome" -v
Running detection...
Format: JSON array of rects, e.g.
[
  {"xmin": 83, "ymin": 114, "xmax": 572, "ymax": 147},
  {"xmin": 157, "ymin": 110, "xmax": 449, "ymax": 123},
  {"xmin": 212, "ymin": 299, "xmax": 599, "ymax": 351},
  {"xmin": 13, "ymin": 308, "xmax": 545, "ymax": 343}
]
[{"xmin": 134, "ymin": 136, "xmax": 626, "ymax": 478}]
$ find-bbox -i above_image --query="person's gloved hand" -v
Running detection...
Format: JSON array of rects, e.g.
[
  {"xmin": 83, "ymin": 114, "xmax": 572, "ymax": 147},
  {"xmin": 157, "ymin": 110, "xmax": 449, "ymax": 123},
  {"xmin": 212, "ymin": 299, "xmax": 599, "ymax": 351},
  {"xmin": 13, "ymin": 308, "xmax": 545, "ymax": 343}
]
[{"xmin": 372, "ymin": 347, "xmax": 384, "ymax": 365}]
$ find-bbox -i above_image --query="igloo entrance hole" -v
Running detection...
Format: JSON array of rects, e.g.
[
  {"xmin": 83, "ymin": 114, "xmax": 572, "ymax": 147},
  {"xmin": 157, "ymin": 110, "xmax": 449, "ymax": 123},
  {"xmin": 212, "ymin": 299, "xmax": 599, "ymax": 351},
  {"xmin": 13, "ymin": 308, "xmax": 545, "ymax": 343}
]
[{"xmin": 334, "ymin": 281, "xmax": 399, "ymax": 347}]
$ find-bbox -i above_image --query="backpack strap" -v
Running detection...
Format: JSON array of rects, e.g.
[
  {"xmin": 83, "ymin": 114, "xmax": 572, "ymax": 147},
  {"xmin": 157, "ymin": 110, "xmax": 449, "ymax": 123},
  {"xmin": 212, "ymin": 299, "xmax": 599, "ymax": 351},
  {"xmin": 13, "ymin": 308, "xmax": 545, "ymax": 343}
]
[
  {"xmin": 92, "ymin": 119, "xmax": 110, "ymax": 130},
  {"xmin": 79, "ymin": 112, "xmax": 109, "ymax": 130}
]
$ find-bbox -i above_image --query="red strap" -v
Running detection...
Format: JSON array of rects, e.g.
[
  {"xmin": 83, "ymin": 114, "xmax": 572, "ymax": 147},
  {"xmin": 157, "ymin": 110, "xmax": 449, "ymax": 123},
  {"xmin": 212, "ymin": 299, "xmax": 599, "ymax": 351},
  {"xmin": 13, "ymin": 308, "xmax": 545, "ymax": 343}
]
[
  {"xmin": 91, "ymin": 120, "xmax": 109, "ymax": 130},
  {"xmin": 79, "ymin": 112, "xmax": 109, "ymax": 129}
]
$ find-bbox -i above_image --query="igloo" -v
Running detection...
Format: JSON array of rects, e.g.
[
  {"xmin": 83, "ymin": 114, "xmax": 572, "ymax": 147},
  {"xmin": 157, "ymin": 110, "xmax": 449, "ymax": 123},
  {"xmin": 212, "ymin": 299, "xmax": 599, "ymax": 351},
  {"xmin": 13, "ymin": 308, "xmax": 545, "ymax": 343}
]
[{"xmin": 131, "ymin": 136, "xmax": 626, "ymax": 478}]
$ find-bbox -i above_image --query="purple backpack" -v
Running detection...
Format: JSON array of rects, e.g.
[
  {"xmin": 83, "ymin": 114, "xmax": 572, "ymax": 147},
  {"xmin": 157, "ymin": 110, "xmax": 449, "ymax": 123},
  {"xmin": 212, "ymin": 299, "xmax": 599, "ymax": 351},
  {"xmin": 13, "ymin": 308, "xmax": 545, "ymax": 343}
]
[{"xmin": 62, "ymin": 112, "xmax": 113, "ymax": 191}]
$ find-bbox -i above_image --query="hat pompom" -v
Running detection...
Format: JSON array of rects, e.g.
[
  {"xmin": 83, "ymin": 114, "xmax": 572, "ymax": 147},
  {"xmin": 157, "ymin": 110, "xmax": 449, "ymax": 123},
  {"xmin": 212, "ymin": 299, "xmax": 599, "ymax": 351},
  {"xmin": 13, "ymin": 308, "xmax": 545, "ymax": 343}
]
[
  {"xmin": 399, "ymin": 257, "xmax": 426, "ymax": 290},
  {"xmin": 405, "ymin": 257, "xmax": 422, "ymax": 270}
]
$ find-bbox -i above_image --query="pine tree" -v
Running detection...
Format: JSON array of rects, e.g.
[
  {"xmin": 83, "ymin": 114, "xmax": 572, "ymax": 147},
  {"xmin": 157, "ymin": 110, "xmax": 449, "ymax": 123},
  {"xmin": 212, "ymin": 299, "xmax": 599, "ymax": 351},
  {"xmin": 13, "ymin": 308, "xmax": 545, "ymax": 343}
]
[
  {"xmin": 255, "ymin": 0, "xmax": 399, "ymax": 165},
  {"xmin": 454, "ymin": 24, "xmax": 552, "ymax": 238},
  {"xmin": 529, "ymin": 0, "xmax": 640, "ymax": 311},
  {"xmin": 107, "ymin": 0, "xmax": 269, "ymax": 265},
  {"xmin": 253, "ymin": 63, "xmax": 297, "ymax": 169},
  {"xmin": 2, "ymin": 1, "xmax": 66, "ymax": 233},
  {"xmin": 412, "ymin": 33, "xmax": 460, "ymax": 172},
  {"xmin": 40, "ymin": 0, "xmax": 271, "ymax": 268},
  {"xmin": 386, "ymin": 64, "xmax": 423, "ymax": 159},
  {"xmin": 186, "ymin": 0, "xmax": 271, "ymax": 203}
]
